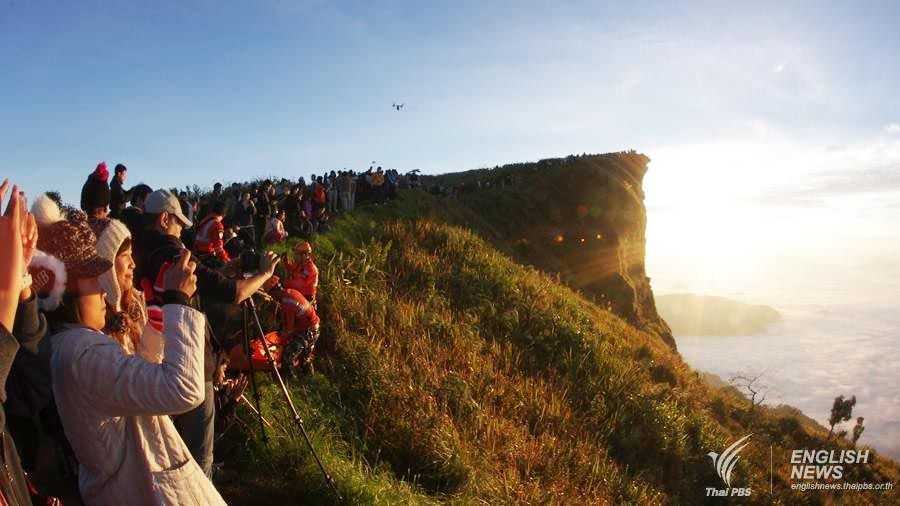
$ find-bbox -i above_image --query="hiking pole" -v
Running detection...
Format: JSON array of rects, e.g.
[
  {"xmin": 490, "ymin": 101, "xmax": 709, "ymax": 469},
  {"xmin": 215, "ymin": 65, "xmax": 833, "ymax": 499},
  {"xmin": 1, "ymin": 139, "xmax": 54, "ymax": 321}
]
[
  {"xmin": 246, "ymin": 295, "xmax": 342, "ymax": 500},
  {"xmin": 243, "ymin": 302, "xmax": 269, "ymax": 444}
]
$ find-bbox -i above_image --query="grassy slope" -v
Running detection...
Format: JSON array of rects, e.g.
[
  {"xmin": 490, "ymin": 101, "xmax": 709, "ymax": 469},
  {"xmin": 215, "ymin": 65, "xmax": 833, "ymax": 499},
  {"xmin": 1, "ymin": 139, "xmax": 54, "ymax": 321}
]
[{"xmin": 217, "ymin": 190, "xmax": 898, "ymax": 505}]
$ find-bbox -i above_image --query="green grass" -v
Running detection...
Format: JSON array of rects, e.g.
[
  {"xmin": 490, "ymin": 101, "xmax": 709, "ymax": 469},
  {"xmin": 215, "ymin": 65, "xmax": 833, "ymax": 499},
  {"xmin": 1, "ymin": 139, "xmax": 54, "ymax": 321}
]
[{"xmin": 217, "ymin": 161, "xmax": 899, "ymax": 505}]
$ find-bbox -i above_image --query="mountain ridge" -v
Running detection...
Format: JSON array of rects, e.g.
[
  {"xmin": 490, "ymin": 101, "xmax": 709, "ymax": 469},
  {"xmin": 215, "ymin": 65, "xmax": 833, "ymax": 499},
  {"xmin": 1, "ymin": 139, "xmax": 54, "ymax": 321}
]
[{"xmin": 218, "ymin": 152, "xmax": 899, "ymax": 504}]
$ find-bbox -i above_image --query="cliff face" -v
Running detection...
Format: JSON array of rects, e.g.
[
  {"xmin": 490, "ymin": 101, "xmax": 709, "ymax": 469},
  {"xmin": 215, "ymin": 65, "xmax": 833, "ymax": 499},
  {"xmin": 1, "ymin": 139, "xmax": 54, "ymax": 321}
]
[{"xmin": 429, "ymin": 152, "xmax": 675, "ymax": 349}]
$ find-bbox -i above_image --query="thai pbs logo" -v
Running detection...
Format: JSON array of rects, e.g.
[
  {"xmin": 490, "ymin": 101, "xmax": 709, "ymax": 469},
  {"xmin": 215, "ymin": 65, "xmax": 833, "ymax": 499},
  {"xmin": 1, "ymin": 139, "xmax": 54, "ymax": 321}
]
[{"xmin": 706, "ymin": 434, "xmax": 753, "ymax": 497}]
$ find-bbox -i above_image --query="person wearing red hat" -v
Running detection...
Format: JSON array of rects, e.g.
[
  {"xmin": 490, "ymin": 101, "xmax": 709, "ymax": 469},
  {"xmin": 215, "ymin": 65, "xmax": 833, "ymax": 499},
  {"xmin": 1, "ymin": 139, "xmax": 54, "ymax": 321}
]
[
  {"xmin": 80, "ymin": 162, "xmax": 111, "ymax": 222},
  {"xmin": 31, "ymin": 194, "xmax": 225, "ymax": 505}
]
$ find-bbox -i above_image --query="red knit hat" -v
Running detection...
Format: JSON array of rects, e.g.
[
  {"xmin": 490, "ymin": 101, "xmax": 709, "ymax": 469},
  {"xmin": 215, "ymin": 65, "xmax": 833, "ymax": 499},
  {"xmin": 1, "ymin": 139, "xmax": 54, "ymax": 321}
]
[{"xmin": 80, "ymin": 161, "xmax": 111, "ymax": 213}]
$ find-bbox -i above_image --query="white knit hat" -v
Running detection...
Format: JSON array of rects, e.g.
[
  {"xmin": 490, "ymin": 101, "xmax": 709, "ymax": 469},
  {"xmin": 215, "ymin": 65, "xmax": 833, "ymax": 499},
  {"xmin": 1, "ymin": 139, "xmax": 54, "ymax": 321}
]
[{"xmin": 95, "ymin": 219, "xmax": 132, "ymax": 311}]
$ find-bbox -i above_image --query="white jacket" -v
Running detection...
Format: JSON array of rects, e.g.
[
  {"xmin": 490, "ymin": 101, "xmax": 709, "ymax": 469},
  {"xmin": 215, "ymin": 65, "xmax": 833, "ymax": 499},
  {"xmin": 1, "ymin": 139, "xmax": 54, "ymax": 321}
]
[{"xmin": 50, "ymin": 304, "xmax": 226, "ymax": 506}]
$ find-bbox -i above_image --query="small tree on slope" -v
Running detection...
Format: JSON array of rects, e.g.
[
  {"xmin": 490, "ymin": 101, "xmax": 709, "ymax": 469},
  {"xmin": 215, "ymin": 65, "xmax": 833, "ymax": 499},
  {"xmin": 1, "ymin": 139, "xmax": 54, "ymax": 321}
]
[{"xmin": 828, "ymin": 395, "xmax": 856, "ymax": 440}]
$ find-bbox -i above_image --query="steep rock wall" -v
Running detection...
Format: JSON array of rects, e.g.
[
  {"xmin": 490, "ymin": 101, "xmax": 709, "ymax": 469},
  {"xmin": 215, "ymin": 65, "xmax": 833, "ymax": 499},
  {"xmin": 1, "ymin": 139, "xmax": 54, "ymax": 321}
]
[{"xmin": 429, "ymin": 152, "xmax": 675, "ymax": 349}]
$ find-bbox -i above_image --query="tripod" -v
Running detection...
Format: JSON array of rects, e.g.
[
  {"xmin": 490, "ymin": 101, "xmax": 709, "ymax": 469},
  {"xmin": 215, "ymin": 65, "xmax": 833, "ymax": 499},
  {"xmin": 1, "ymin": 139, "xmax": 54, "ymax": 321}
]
[{"xmin": 242, "ymin": 294, "xmax": 342, "ymax": 500}]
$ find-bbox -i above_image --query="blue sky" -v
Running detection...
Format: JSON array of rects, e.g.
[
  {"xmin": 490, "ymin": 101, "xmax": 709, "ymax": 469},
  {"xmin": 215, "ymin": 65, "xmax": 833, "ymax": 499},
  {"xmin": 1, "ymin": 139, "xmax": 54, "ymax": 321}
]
[{"xmin": 3, "ymin": 0, "xmax": 900, "ymax": 302}]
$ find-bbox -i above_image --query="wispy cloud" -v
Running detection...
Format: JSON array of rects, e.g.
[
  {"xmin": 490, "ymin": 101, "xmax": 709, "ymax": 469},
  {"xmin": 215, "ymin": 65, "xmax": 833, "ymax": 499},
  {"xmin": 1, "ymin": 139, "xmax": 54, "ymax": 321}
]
[
  {"xmin": 749, "ymin": 138, "xmax": 900, "ymax": 207},
  {"xmin": 791, "ymin": 166, "xmax": 900, "ymax": 200},
  {"xmin": 885, "ymin": 123, "xmax": 900, "ymax": 135}
]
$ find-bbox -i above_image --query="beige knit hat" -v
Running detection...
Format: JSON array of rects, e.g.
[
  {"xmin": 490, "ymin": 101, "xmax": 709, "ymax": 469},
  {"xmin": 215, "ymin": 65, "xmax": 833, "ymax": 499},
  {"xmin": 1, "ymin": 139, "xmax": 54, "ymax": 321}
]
[{"xmin": 94, "ymin": 218, "xmax": 132, "ymax": 311}]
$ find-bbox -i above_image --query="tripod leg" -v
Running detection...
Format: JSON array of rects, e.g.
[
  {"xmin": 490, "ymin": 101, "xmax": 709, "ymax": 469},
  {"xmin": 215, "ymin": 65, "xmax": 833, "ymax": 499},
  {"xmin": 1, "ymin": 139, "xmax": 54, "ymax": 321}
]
[
  {"xmin": 238, "ymin": 395, "xmax": 275, "ymax": 429},
  {"xmin": 248, "ymin": 297, "xmax": 342, "ymax": 500},
  {"xmin": 243, "ymin": 303, "xmax": 269, "ymax": 444}
]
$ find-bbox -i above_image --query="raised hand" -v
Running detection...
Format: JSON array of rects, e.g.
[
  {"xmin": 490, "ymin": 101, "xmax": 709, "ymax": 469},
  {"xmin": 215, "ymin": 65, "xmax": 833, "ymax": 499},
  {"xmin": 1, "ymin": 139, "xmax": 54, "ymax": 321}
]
[
  {"xmin": 21, "ymin": 202, "xmax": 37, "ymax": 267},
  {"xmin": 0, "ymin": 180, "xmax": 26, "ymax": 332},
  {"xmin": 260, "ymin": 250, "xmax": 281, "ymax": 275}
]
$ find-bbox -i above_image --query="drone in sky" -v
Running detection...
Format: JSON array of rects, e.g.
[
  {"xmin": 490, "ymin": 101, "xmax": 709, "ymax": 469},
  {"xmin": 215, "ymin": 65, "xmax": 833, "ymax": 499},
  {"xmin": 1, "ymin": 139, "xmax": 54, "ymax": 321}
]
[{"xmin": 392, "ymin": 102, "xmax": 405, "ymax": 111}]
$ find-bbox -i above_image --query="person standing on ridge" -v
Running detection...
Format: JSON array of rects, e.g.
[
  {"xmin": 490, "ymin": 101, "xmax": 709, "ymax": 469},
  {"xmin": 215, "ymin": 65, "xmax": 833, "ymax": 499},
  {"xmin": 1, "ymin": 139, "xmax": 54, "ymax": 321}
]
[
  {"xmin": 109, "ymin": 164, "xmax": 131, "ymax": 219},
  {"xmin": 312, "ymin": 177, "xmax": 327, "ymax": 214},
  {"xmin": 81, "ymin": 162, "xmax": 111, "ymax": 222}
]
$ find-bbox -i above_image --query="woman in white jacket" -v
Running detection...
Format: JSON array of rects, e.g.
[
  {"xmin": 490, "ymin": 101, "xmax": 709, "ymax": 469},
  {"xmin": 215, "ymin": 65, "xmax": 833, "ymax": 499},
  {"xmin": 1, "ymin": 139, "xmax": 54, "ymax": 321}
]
[{"xmin": 32, "ymin": 195, "xmax": 225, "ymax": 505}]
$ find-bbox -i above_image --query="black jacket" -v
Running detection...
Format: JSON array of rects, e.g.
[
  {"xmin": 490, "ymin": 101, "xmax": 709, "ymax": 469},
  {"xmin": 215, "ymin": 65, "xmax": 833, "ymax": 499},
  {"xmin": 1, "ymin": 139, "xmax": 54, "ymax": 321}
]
[
  {"xmin": 109, "ymin": 179, "xmax": 130, "ymax": 219},
  {"xmin": 1, "ymin": 295, "xmax": 48, "ymax": 505},
  {"xmin": 120, "ymin": 207, "xmax": 143, "ymax": 245}
]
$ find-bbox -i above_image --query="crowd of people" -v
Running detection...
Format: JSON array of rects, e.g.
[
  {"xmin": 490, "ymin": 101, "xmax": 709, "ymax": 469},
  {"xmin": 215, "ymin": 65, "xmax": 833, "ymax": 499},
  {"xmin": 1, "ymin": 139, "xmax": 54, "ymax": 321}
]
[
  {"xmin": 0, "ymin": 161, "xmax": 417, "ymax": 505},
  {"xmin": 164, "ymin": 165, "xmax": 418, "ymax": 254}
]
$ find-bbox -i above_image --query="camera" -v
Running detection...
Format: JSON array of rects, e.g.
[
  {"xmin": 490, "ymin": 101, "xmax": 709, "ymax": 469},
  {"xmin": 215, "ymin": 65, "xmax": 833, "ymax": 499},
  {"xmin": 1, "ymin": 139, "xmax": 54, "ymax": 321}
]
[{"xmin": 240, "ymin": 248, "xmax": 262, "ymax": 274}]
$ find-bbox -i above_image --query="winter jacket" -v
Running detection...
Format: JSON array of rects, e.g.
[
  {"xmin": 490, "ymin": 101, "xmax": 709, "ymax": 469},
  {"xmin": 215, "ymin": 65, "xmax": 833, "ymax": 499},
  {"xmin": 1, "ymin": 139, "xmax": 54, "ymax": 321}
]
[
  {"xmin": 313, "ymin": 184, "xmax": 326, "ymax": 205},
  {"xmin": 194, "ymin": 216, "xmax": 230, "ymax": 263},
  {"xmin": 284, "ymin": 259, "xmax": 318, "ymax": 302},
  {"xmin": 280, "ymin": 289, "xmax": 319, "ymax": 334},
  {"xmin": 49, "ymin": 304, "xmax": 225, "ymax": 506},
  {"xmin": 110, "ymin": 180, "xmax": 130, "ymax": 219}
]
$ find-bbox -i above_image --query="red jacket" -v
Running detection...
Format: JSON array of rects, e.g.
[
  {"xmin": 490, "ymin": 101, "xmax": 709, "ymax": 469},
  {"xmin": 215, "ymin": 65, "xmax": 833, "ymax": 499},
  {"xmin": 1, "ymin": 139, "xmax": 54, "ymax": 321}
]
[
  {"xmin": 280, "ymin": 288, "xmax": 320, "ymax": 334},
  {"xmin": 284, "ymin": 258, "xmax": 318, "ymax": 301},
  {"xmin": 313, "ymin": 183, "xmax": 326, "ymax": 205},
  {"xmin": 194, "ymin": 215, "xmax": 230, "ymax": 263}
]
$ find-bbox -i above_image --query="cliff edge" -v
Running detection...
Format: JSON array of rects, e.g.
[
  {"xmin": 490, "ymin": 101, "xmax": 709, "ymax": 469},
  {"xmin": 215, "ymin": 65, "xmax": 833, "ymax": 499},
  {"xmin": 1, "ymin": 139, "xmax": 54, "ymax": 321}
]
[{"xmin": 425, "ymin": 152, "xmax": 675, "ymax": 349}]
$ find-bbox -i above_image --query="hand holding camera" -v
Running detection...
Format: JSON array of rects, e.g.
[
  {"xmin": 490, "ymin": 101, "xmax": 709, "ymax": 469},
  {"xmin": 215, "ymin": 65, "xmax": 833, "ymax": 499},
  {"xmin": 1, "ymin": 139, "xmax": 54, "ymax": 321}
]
[{"xmin": 163, "ymin": 250, "xmax": 198, "ymax": 299}]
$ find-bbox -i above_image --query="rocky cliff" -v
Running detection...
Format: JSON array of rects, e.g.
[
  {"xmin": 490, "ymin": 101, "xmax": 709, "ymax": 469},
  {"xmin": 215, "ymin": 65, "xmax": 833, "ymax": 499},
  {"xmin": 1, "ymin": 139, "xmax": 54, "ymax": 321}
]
[{"xmin": 426, "ymin": 152, "xmax": 675, "ymax": 349}]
